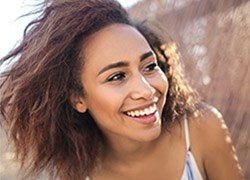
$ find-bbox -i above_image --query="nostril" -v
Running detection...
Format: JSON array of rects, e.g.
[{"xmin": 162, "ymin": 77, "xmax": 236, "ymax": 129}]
[{"xmin": 130, "ymin": 76, "xmax": 156, "ymax": 100}]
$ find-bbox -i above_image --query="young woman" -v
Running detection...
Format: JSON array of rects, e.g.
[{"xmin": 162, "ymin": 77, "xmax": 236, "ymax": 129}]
[{"xmin": 0, "ymin": 0, "xmax": 243, "ymax": 179}]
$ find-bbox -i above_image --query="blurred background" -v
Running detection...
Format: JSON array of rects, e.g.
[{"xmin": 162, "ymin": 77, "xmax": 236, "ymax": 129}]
[{"xmin": 1, "ymin": 0, "xmax": 249, "ymax": 179}]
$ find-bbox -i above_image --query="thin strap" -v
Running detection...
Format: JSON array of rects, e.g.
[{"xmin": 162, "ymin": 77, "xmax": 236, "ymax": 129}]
[{"xmin": 184, "ymin": 114, "xmax": 191, "ymax": 151}]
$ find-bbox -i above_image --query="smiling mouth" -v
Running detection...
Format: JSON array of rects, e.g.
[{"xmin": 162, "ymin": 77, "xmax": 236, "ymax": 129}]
[{"xmin": 124, "ymin": 104, "xmax": 157, "ymax": 117}]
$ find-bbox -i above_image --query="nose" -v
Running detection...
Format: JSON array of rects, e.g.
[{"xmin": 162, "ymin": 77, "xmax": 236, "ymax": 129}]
[{"xmin": 130, "ymin": 74, "xmax": 156, "ymax": 100}]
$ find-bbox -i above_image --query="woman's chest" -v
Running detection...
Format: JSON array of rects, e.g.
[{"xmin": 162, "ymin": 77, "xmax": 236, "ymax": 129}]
[{"xmin": 93, "ymin": 141, "xmax": 188, "ymax": 180}]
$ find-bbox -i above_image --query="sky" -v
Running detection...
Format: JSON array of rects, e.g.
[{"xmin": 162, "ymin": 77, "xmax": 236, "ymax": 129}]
[{"xmin": 0, "ymin": 0, "xmax": 140, "ymax": 63}]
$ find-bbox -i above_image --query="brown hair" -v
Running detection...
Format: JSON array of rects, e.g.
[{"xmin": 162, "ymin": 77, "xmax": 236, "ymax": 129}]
[{"xmin": 0, "ymin": 0, "xmax": 199, "ymax": 179}]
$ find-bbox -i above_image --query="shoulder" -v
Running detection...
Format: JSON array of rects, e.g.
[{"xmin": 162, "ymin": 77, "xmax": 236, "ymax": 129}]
[
  {"xmin": 187, "ymin": 103, "xmax": 226, "ymax": 145},
  {"xmin": 189, "ymin": 102, "xmax": 233, "ymax": 156},
  {"xmin": 188, "ymin": 103, "xmax": 243, "ymax": 179},
  {"xmin": 191, "ymin": 103, "xmax": 225, "ymax": 139}
]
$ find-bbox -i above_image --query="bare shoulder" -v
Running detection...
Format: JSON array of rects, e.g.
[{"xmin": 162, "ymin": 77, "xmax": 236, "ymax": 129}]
[
  {"xmin": 188, "ymin": 103, "xmax": 228, "ymax": 146},
  {"xmin": 189, "ymin": 103, "xmax": 244, "ymax": 179},
  {"xmin": 191, "ymin": 103, "xmax": 226, "ymax": 137}
]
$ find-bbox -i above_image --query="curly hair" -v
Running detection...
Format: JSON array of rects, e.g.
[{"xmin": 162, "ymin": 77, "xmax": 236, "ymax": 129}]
[{"xmin": 0, "ymin": 0, "xmax": 199, "ymax": 179}]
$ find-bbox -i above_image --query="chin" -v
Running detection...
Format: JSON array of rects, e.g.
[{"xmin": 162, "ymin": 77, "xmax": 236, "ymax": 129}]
[{"xmin": 136, "ymin": 125, "xmax": 162, "ymax": 142}]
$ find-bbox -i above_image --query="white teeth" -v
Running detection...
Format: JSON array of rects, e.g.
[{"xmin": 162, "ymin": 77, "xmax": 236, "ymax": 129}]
[
  {"xmin": 150, "ymin": 106, "xmax": 154, "ymax": 112},
  {"xmin": 135, "ymin": 110, "xmax": 140, "ymax": 116},
  {"xmin": 139, "ymin": 110, "xmax": 145, "ymax": 116},
  {"xmin": 126, "ymin": 104, "xmax": 157, "ymax": 117}
]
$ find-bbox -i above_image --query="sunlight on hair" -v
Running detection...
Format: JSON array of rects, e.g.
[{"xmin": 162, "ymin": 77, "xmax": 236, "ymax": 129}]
[
  {"xmin": 210, "ymin": 107, "xmax": 223, "ymax": 119},
  {"xmin": 160, "ymin": 42, "xmax": 180, "ymax": 65},
  {"xmin": 225, "ymin": 135, "xmax": 232, "ymax": 144},
  {"xmin": 232, "ymin": 148, "xmax": 243, "ymax": 176},
  {"xmin": 221, "ymin": 123, "xmax": 228, "ymax": 130}
]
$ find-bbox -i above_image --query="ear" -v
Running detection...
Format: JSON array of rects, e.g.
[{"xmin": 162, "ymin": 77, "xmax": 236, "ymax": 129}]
[{"xmin": 70, "ymin": 93, "xmax": 87, "ymax": 113}]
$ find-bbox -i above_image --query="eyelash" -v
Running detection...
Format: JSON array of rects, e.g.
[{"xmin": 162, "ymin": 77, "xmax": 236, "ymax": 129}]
[
  {"xmin": 107, "ymin": 62, "xmax": 159, "ymax": 82},
  {"xmin": 144, "ymin": 62, "xmax": 158, "ymax": 72},
  {"xmin": 107, "ymin": 72, "xmax": 126, "ymax": 82}
]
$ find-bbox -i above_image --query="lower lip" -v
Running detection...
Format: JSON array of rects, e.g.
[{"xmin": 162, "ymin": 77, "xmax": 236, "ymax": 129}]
[{"xmin": 129, "ymin": 112, "xmax": 158, "ymax": 125}]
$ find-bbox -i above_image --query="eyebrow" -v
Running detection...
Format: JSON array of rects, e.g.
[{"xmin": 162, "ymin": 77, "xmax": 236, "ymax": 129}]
[
  {"xmin": 97, "ymin": 51, "xmax": 154, "ymax": 76},
  {"xmin": 140, "ymin": 51, "xmax": 154, "ymax": 62}
]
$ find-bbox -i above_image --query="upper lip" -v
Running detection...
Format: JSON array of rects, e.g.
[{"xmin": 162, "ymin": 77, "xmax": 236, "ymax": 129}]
[{"xmin": 123, "ymin": 97, "xmax": 159, "ymax": 113}]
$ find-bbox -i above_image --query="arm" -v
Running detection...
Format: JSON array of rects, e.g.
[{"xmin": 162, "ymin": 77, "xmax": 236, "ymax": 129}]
[{"xmin": 200, "ymin": 107, "xmax": 243, "ymax": 179}]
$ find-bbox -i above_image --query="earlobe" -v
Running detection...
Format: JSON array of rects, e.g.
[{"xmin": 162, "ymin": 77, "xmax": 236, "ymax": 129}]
[{"xmin": 70, "ymin": 94, "xmax": 87, "ymax": 113}]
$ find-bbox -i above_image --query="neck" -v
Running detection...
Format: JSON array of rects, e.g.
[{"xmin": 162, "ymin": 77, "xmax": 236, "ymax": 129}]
[
  {"xmin": 102, "ymin": 132, "xmax": 164, "ymax": 165},
  {"xmin": 100, "ymin": 120, "xmax": 180, "ymax": 165}
]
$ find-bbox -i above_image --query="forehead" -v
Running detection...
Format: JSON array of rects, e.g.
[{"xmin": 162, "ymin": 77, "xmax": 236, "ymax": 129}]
[{"xmin": 82, "ymin": 24, "xmax": 152, "ymax": 67}]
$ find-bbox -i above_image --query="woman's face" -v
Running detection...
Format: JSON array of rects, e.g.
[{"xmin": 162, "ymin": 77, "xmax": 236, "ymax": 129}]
[{"xmin": 77, "ymin": 24, "xmax": 168, "ymax": 143}]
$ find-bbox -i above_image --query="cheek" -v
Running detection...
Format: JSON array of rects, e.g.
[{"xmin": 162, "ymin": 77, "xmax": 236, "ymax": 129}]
[
  {"xmin": 153, "ymin": 72, "xmax": 169, "ymax": 95},
  {"xmin": 85, "ymin": 87, "xmax": 124, "ymax": 117},
  {"xmin": 85, "ymin": 88, "xmax": 127, "ymax": 130}
]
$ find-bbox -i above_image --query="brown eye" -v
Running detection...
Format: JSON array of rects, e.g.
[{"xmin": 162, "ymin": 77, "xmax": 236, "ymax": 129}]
[
  {"xmin": 144, "ymin": 62, "xmax": 158, "ymax": 72},
  {"xmin": 107, "ymin": 72, "xmax": 126, "ymax": 82}
]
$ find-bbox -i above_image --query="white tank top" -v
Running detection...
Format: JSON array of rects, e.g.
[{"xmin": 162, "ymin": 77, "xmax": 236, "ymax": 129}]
[{"xmin": 181, "ymin": 115, "xmax": 203, "ymax": 180}]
